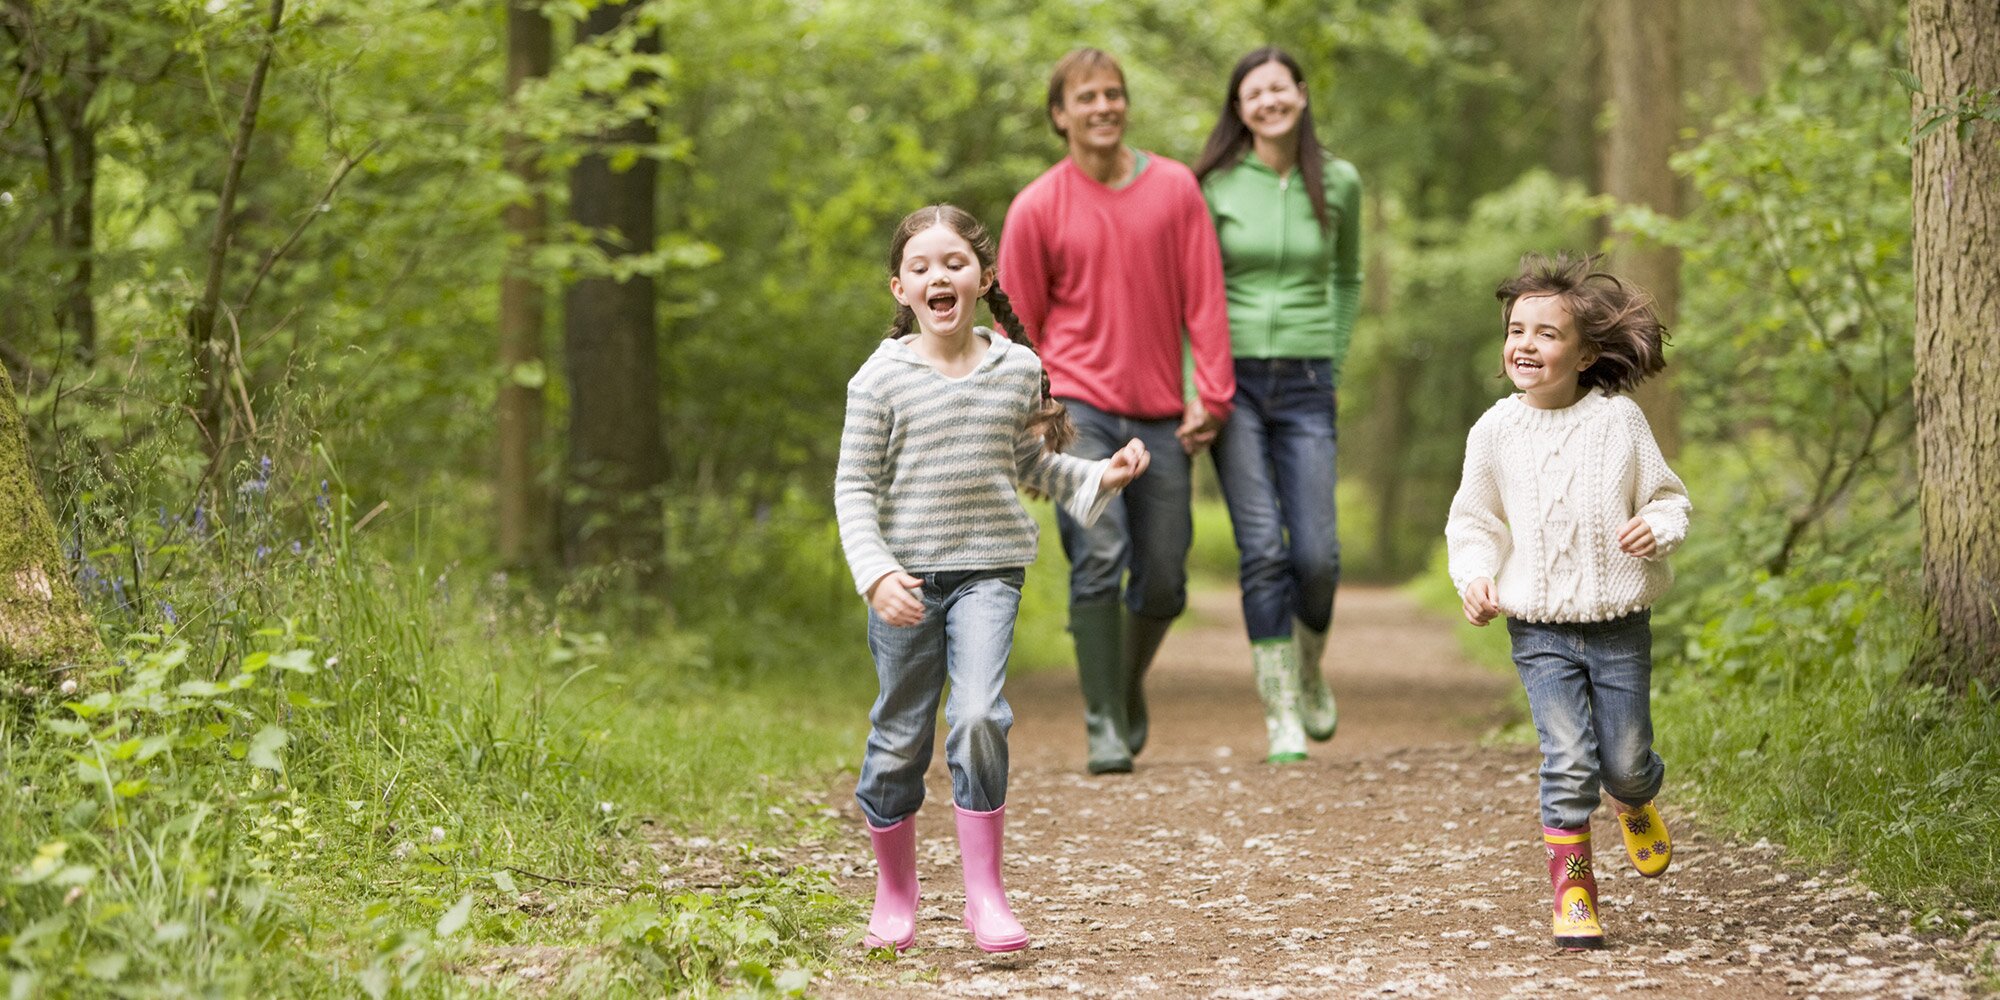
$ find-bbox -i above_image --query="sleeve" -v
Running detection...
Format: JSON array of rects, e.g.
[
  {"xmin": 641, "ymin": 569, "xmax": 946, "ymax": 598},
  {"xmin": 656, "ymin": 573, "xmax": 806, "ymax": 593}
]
[
  {"xmin": 1444, "ymin": 416, "xmax": 1511, "ymax": 595},
  {"xmin": 1013, "ymin": 379, "xmax": 1117, "ymax": 528},
  {"xmin": 1327, "ymin": 161, "xmax": 1364, "ymax": 382},
  {"xmin": 832, "ymin": 383, "xmax": 901, "ymax": 596},
  {"xmin": 1625, "ymin": 403, "xmax": 1691, "ymax": 560},
  {"xmin": 998, "ymin": 192, "xmax": 1051, "ymax": 344},
  {"xmin": 1177, "ymin": 176, "xmax": 1237, "ymax": 423}
]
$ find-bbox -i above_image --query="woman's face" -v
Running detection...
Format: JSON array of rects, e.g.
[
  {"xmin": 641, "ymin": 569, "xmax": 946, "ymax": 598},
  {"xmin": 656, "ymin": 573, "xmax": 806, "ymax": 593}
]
[{"xmin": 1236, "ymin": 60, "xmax": 1305, "ymax": 145}]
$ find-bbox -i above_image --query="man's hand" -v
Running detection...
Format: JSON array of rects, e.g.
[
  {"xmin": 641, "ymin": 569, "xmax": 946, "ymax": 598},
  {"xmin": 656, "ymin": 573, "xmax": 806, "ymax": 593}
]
[
  {"xmin": 1176, "ymin": 398, "xmax": 1222, "ymax": 455},
  {"xmin": 867, "ymin": 571, "xmax": 925, "ymax": 627},
  {"xmin": 1101, "ymin": 438, "xmax": 1151, "ymax": 490},
  {"xmin": 1616, "ymin": 516, "xmax": 1657, "ymax": 558},
  {"xmin": 1461, "ymin": 577, "xmax": 1501, "ymax": 627}
]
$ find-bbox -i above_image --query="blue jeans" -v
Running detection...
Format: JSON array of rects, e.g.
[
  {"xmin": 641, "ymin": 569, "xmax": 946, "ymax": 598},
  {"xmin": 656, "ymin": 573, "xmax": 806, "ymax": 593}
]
[
  {"xmin": 1508, "ymin": 611, "xmax": 1665, "ymax": 830},
  {"xmin": 1054, "ymin": 400, "xmax": 1193, "ymax": 620},
  {"xmin": 1211, "ymin": 358, "xmax": 1340, "ymax": 641},
  {"xmin": 855, "ymin": 568, "xmax": 1025, "ymax": 828}
]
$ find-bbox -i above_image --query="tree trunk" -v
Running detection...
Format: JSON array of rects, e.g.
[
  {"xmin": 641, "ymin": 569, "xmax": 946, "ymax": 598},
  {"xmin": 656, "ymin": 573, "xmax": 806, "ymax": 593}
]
[
  {"xmin": 562, "ymin": 1, "xmax": 664, "ymax": 578},
  {"xmin": 0, "ymin": 365, "xmax": 98, "ymax": 679},
  {"xmin": 52, "ymin": 19, "xmax": 105, "ymax": 364},
  {"xmin": 1599, "ymin": 0, "xmax": 1684, "ymax": 457},
  {"xmin": 497, "ymin": 0, "xmax": 552, "ymax": 569},
  {"xmin": 1910, "ymin": 0, "xmax": 2000, "ymax": 691}
]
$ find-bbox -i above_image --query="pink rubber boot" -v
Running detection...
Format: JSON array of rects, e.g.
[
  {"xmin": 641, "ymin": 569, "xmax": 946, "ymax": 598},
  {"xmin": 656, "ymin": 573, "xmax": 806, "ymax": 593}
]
[
  {"xmin": 863, "ymin": 816, "xmax": 918, "ymax": 951},
  {"xmin": 954, "ymin": 804, "xmax": 1029, "ymax": 953},
  {"xmin": 1544, "ymin": 825, "xmax": 1605, "ymax": 950}
]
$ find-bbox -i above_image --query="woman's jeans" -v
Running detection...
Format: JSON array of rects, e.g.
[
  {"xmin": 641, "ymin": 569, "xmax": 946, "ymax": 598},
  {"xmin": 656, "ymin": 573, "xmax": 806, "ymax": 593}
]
[
  {"xmin": 1211, "ymin": 358, "xmax": 1340, "ymax": 641},
  {"xmin": 855, "ymin": 568, "xmax": 1025, "ymax": 829},
  {"xmin": 1507, "ymin": 611, "xmax": 1666, "ymax": 830},
  {"xmin": 1053, "ymin": 400, "xmax": 1192, "ymax": 620}
]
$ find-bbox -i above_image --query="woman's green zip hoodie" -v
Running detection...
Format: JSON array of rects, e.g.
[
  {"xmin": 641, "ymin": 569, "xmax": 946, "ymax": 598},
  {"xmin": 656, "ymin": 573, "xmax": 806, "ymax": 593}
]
[{"xmin": 1202, "ymin": 153, "xmax": 1363, "ymax": 378}]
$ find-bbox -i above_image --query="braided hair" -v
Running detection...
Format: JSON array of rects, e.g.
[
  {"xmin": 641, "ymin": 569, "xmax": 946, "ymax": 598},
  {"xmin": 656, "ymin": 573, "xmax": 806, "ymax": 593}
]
[{"xmin": 885, "ymin": 205, "xmax": 1077, "ymax": 453}]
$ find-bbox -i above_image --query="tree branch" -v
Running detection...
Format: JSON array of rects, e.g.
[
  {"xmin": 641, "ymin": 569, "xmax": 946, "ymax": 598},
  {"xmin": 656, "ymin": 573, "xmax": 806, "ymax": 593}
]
[{"xmin": 235, "ymin": 139, "xmax": 380, "ymax": 316}]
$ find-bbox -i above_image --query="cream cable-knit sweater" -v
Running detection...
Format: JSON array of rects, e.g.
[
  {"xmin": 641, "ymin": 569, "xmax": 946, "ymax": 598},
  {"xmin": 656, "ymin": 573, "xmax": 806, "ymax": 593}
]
[{"xmin": 1445, "ymin": 391, "xmax": 1691, "ymax": 623}]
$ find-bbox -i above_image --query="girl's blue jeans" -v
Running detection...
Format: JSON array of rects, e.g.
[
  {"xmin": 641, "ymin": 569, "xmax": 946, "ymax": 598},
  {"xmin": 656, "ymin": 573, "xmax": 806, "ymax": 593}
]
[
  {"xmin": 1210, "ymin": 358, "xmax": 1341, "ymax": 641},
  {"xmin": 854, "ymin": 568, "xmax": 1024, "ymax": 829},
  {"xmin": 1507, "ymin": 610, "xmax": 1666, "ymax": 830}
]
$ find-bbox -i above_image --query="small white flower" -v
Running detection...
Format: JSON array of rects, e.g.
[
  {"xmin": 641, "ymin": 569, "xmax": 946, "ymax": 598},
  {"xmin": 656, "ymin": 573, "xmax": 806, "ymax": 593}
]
[
  {"xmin": 392, "ymin": 841, "xmax": 415, "ymax": 860},
  {"xmin": 59, "ymin": 679, "xmax": 78, "ymax": 695},
  {"xmin": 428, "ymin": 826, "xmax": 446, "ymax": 843},
  {"xmin": 598, "ymin": 802, "xmax": 615, "ymax": 816}
]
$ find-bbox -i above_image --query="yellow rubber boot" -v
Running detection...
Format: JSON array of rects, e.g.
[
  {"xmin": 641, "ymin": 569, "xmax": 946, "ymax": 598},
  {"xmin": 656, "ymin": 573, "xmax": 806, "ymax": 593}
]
[
  {"xmin": 1544, "ymin": 825, "xmax": 1604, "ymax": 950},
  {"xmin": 1617, "ymin": 801, "xmax": 1672, "ymax": 877}
]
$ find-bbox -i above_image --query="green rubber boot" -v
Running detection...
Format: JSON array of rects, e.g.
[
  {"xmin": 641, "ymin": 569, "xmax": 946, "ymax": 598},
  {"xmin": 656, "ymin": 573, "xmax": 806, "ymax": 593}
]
[
  {"xmin": 1293, "ymin": 617, "xmax": 1337, "ymax": 742},
  {"xmin": 1252, "ymin": 640, "xmax": 1308, "ymax": 763},
  {"xmin": 1071, "ymin": 601, "xmax": 1132, "ymax": 774},
  {"xmin": 1122, "ymin": 611, "xmax": 1173, "ymax": 756}
]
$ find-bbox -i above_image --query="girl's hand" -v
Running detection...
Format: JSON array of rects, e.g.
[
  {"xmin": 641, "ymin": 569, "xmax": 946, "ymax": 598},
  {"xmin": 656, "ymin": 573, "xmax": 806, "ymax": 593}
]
[
  {"xmin": 1462, "ymin": 577, "xmax": 1501, "ymax": 627},
  {"xmin": 1175, "ymin": 399, "xmax": 1221, "ymax": 455},
  {"xmin": 1101, "ymin": 438, "xmax": 1151, "ymax": 490},
  {"xmin": 867, "ymin": 571, "xmax": 925, "ymax": 627},
  {"xmin": 1617, "ymin": 516, "xmax": 1657, "ymax": 558}
]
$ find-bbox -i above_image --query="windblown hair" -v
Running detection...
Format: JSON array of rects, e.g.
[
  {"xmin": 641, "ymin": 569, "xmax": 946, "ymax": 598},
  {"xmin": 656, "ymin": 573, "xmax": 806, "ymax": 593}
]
[
  {"xmin": 1045, "ymin": 48, "xmax": 1126, "ymax": 140},
  {"xmin": 885, "ymin": 204, "xmax": 1076, "ymax": 453},
  {"xmin": 1495, "ymin": 252, "xmax": 1668, "ymax": 393},
  {"xmin": 1191, "ymin": 47, "xmax": 1335, "ymax": 234}
]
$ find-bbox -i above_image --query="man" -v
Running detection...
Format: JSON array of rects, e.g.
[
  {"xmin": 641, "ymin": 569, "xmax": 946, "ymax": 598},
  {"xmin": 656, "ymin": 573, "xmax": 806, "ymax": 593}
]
[{"xmin": 998, "ymin": 48, "xmax": 1236, "ymax": 774}]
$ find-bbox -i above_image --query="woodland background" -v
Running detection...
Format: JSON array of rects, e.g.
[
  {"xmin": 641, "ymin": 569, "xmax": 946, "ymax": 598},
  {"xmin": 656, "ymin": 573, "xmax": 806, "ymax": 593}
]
[{"xmin": 1, "ymin": 0, "xmax": 1996, "ymax": 994}]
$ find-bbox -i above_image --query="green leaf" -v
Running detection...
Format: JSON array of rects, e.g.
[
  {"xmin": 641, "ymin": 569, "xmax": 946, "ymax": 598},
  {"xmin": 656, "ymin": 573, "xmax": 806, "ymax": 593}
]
[
  {"xmin": 509, "ymin": 360, "xmax": 547, "ymax": 388},
  {"xmin": 1889, "ymin": 68, "xmax": 1921, "ymax": 94},
  {"xmin": 84, "ymin": 950, "xmax": 128, "ymax": 981},
  {"xmin": 491, "ymin": 869, "xmax": 520, "ymax": 898},
  {"xmin": 247, "ymin": 726, "xmax": 289, "ymax": 771},
  {"xmin": 268, "ymin": 649, "xmax": 319, "ymax": 674},
  {"xmin": 436, "ymin": 893, "xmax": 475, "ymax": 939}
]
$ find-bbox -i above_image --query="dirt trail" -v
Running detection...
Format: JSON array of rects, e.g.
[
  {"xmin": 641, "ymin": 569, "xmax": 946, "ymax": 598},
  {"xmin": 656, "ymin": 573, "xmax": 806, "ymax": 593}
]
[{"xmin": 810, "ymin": 586, "xmax": 1990, "ymax": 998}]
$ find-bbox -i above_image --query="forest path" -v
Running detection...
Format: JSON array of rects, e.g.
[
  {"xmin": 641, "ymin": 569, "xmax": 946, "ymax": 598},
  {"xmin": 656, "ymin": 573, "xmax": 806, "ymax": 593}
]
[{"xmin": 807, "ymin": 586, "xmax": 1983, "ymax": 998}]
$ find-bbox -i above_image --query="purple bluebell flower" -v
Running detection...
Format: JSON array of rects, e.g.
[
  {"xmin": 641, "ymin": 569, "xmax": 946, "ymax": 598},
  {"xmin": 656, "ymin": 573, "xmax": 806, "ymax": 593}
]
[{"xmin": 158, "ymin": 600, "xmax": 176, "ymax": 625}]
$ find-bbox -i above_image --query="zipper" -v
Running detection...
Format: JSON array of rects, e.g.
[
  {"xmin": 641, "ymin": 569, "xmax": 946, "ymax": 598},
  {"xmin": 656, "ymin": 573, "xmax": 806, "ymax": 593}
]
[{"xmin": 1270, "ymin": 171, "xmax": 1288, "ymax": 355}]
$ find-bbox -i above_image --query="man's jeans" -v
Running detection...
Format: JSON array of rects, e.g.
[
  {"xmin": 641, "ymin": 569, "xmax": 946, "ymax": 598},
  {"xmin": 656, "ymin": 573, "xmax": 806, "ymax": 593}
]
[
  {"xmin": 1054, "ymin": 400, "xmax": 1192, "ymax": 620},
  {"xmin": 1210, "ymin": 358, "xmax": 1341, "ymax": 641},
  {"xmin": 1508, "ymin": 611, "xmax": 1666, "ymax": 830},
  {"xmin": 855, "ymin": 568, "xmax": 1024, "ymax": 828}
]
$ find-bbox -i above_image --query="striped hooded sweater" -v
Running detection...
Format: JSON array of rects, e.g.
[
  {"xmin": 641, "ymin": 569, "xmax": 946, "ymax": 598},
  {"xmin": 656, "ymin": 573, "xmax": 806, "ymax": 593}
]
[
  {"xmin": 1445, "ymin": 391, "xmax": 1691, "ymax": 623},
  {"xmin": 835, "ymin": 328, "xmax": 1113, "ymax": 597}
]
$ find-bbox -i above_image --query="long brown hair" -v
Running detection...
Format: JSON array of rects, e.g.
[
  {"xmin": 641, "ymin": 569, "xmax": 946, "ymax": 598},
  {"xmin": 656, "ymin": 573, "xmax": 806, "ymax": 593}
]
[
  {"xmin": 1495, "ymin": 252, "xmax": 1669, "ymax": 393},
  {"xmin": 1191, "ymin": 47, "xmax": 1334, "ymax": 234},
  {"xmin": 885, "ymin": 205, "xmax": 1076, "ymax": 453}
]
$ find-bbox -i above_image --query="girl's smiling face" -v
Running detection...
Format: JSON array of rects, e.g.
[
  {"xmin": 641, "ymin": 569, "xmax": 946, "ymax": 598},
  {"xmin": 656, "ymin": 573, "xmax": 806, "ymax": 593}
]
[
  {"xmin": 890, "ymin": 224, "xmax": 991, "ymax": 340},
  {"xmin": 1505, "ymin": 293, "xmax": 1597, "ymax": 408}
]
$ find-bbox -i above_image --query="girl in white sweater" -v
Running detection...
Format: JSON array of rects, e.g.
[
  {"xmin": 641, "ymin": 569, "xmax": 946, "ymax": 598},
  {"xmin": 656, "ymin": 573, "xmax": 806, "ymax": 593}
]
[{"xmin": 1445, "ymin": 252, "xmax": 1691, "ymax": 951}]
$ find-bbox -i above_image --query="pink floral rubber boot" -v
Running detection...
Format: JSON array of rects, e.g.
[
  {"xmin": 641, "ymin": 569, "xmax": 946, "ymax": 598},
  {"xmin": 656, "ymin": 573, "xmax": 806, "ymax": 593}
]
[{"xmin": 1544, "ymin": 825, "xmax": 1605, "ymax": 950}]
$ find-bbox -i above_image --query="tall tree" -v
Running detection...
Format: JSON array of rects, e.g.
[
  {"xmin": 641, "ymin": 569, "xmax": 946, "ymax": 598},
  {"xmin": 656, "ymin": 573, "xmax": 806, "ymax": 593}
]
[
  {"xmin": 1910, "ymin": 0, "xmax": 2000, "ymax": 690},
  {"xmin": 562, "ymin": 1, "xmax": 664, "ymax": 576},
  {"xmin": 498, "ymin": 0, "xmax": 551, "ymax": 568},
  {"xmin": 1600, "ymin": 0, "xmax": 1684, "ymax": 456},
  {"xmin": 0, "ymin": 366, "xmax": 98, "ymax": 677}
]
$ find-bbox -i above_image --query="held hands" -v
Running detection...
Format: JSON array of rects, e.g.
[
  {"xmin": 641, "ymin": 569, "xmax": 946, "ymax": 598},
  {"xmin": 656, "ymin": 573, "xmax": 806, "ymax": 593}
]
[
  {"xmin": 867, "ymin": 571, "xmax": 925, "ymax": 627},
  {"xmin": 1461, "ymin": 577, "xmax": 1501, "ymax": 627},
  {"xmin": 1176, "ymin": 399, "xmax": 1222, "ymax": 455},
  {"xmin": 1101, "ymin": 438, "xmax": 1151, "ymax": 491},
  {"xmin": 1617, "ymin": 516, "xmax": 1657, "ymax": 558}
]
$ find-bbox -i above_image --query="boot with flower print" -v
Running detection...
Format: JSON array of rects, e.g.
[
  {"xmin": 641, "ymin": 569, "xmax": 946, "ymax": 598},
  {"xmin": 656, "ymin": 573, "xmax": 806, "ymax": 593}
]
[
  {"xmin": 1616, "ymin": 801, "xmax": 1672, "ymax": 877},
  {"xmin": 1544, "ymin": 825, "xmax": 1604, "ymax": 950},
  {"xmin": 1251, "ymin": 640, "xmax": 1308, "ymax": 763}
]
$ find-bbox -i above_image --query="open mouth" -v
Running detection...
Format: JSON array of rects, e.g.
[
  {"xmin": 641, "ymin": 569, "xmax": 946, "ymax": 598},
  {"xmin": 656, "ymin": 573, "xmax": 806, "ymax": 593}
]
[
  {"xmin": 927, "ymin": 293, "xmax": 958, "ymax": 319},
  {"xmin": 1511, "ymin": 358, "xmax": 1543, "ymax": 373}
]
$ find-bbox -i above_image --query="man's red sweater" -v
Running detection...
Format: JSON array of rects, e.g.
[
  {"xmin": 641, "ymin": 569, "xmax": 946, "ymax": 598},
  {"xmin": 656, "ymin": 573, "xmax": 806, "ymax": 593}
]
[{"xmin": 998, "ymin": 154, "xmax": 1236, "ymax": 423}]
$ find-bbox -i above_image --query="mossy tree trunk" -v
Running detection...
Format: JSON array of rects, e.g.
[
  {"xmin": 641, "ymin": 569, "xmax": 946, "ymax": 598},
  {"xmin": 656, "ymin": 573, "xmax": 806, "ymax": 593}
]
[
  {"xmin": 1910, "ymin": 0, "xmax": 2000, "ymax": 692},
  {"xmin": 0, "ymin": 367, "xmax": 100, "ymax": 678}
]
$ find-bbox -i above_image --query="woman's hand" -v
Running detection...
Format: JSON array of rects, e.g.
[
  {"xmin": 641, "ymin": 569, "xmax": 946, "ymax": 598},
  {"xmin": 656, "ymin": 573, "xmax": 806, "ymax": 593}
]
[
  {"xmin": 1461, "ymin": 577, "xmax": 1500, "ymax": 627},
  {"xmin": 867, "ymin": 571, "xmax": 925, "ymax": 626},
  {"xmin": 1101, "ymin": 438, "xmax": 1151, "ymax": 490},
  {"xmin": 1176, "ymin": 399, "xmax": 1221, "ymax": 455},
  {"xmin": 1616, "ymin": 516, "xmax": 1657, "ymax": 558}
]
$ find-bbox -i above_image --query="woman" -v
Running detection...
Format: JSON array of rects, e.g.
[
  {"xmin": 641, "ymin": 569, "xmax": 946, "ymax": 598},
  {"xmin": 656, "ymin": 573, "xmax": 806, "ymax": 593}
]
[{"xmin": 1193, "ymin": 47, "xmax": 1362, "ymax": 763}]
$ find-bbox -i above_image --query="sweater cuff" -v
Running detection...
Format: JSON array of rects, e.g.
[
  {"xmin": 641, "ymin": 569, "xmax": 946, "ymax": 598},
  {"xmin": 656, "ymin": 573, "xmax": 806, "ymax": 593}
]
[
  {"xmin": 1637, "ymin": 512, "xmax": 1684, "ymax": 560},
  {"xmin": 1063, "ymin": 459, "xmax": 1116, "ymax": 528}
]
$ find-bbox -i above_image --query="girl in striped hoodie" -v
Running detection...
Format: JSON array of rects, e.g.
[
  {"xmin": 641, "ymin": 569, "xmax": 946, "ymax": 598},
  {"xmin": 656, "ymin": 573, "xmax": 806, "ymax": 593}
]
[{"xmin": 836, "ymin": 205, "xmax": 1150, "ymax": 953}]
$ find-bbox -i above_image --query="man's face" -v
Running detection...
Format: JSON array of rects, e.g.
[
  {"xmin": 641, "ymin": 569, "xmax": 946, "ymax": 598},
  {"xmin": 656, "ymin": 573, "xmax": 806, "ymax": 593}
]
[{"xmin": 1051, "ymin": 66, "xmax": 1127, "ymax": 157}]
